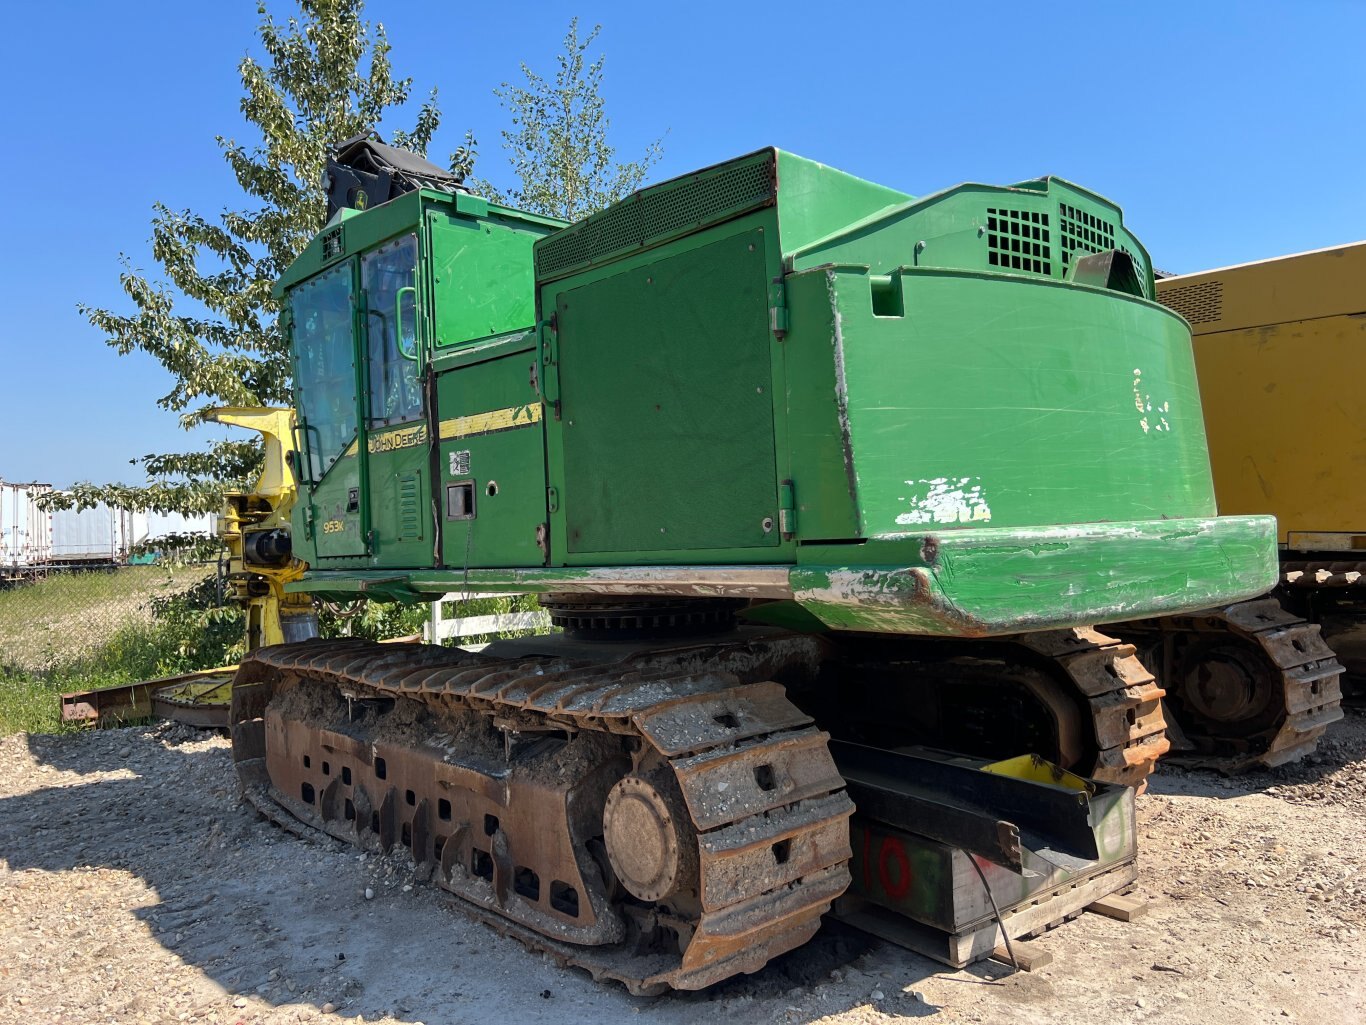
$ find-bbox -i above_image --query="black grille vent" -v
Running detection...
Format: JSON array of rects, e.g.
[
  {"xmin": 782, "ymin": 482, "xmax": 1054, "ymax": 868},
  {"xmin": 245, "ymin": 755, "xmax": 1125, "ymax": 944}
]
[
  {"xmin": 986, "ymin": 208, "xmax": 1052, "ymax": 275},
  {"xmin": 536, "ymin": 156, "xmax": 775, "ymax": 281},
  {"xmin": 1160, "ymin": 279, "xmax": 1224, "ymax": 325},
  {"xmin": 1058, "ymin": 204, "xmax": 1116, "ymax": 269},
  {"xmin": 322, "ymin": 226, "xmax": 344, "ymax": 260}
]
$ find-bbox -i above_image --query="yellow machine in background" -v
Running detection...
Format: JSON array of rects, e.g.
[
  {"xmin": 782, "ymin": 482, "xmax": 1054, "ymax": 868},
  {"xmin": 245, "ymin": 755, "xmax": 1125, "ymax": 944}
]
[{"xmin": 1160, "ymin": 243, "xmax": 1366, "ymax": 685}]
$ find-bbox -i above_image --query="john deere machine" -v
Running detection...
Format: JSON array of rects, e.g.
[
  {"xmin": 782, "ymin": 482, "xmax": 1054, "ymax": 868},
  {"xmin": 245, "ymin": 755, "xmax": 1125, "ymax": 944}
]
[
  {"xmin": 229, "ymin": 137, "xmax": 1288, "ymax": 991},
  {"xmin": 1155, "ymin": 244, "xmax": 1363, "ymax": 705}
]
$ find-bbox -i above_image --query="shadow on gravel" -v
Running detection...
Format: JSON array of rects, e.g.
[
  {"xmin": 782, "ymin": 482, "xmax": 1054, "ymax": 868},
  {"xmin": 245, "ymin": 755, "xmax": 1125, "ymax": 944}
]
[
  {"xmin": 22, "ymin": 725, "xmax": 207, "ymax": 774},
  {"xmin": 670, "ymin": 921, "xmax": 947, "ymax": 1018},
  {"xmin": 1146, "ymin": 705, "xmax": 1366, "ymax": 802},
  {"xmin": 4, "ymin": 726, "xmax": 960, "ymax": 1024}
]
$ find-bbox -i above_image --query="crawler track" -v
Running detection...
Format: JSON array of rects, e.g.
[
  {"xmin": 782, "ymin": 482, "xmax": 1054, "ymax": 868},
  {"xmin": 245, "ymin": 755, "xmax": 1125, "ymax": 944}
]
[
  {"xmin": 1114, "ymin": 598, "xmax": 1344, "ymax": 771},
  {"xmin": 229, "ymin": 638, "xmax": 852, "ymax": 995},
  {"xmin": 1282, "ymin": 561, "xmax": 1366, "ymax": 696},
  {"xmin": 1011, "ymin": 628, "xmax": 1170, "ymax": 789},
  {"xmin": 794, "ymin": 628, "xmax": 1169, "ymax": 792},
  {"xmin": 1282, "ymin": 560, "xmax": 1366, "ymax": 590}
]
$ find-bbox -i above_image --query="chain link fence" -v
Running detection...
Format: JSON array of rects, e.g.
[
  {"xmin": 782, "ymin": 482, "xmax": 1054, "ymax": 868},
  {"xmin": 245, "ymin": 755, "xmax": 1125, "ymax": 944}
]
[
  {"xmin": 0, "ymin": 564, "xmax": 219, "ymax": 676},
  {"xmin": 0, "ymin": 563, "xmax": 549, "ymax": 734},
  {"xmin": 0, "ymin": 563, "xmax": 230, "ymax": 733}
]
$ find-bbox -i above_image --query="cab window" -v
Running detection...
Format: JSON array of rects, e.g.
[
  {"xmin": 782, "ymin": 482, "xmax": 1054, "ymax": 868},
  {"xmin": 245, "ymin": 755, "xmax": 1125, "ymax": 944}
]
[
  {"xmin": 363, "ymin": 235, "xmax": 422, "ymax": 426},
  {"xmin": 289, "ymin": 261, "xmax": 356, "ymax": 481}
]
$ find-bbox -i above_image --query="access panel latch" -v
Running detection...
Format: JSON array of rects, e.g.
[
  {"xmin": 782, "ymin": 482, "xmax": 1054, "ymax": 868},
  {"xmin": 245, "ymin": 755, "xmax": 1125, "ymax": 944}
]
[
  {"xmin": 538, "ymin": 315, "xmax": 562, "ymax": 418},
  {"xmin": 769, "ymin": 277, "xmax": 789, "ymax": 338}
]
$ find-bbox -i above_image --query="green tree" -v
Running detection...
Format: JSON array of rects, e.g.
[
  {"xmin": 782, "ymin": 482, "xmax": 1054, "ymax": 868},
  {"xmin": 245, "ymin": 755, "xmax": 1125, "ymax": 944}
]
[
  {"xmin": 60, "ymin": 0, "xmax": 443, "ymax": 514},
  {"xmin": 461, "ymin": 18, "xmax": 663, "ymax": 221}
]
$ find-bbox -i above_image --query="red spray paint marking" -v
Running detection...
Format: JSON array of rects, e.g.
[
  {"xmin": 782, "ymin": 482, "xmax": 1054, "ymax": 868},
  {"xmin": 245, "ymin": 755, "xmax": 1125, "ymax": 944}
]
[{"xmin": 877, "ymin": 835, "xmax": 912, "ymax": 901}]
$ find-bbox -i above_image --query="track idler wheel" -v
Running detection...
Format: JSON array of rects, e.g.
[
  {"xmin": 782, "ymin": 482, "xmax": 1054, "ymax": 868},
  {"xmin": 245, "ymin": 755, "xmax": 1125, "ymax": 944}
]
[
  {"xmin": 1176, "ymin": 642, "xmax": 1276, "ymax": 726},
  {"xmin": 603, "ymin": 772, "xmax": 698, "ymax": 905}
]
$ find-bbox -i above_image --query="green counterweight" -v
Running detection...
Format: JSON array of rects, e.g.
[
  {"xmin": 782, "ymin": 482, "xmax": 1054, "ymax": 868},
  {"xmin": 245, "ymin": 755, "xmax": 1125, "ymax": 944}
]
[{"xmin": 278, "ymin": 147, "xmax": 1277, "ymax": 634}]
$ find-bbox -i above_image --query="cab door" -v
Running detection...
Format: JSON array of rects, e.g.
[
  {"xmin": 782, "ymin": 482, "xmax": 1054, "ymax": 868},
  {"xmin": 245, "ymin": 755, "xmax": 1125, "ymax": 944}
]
[
  {"xmin": 359, "ymin": 234, "xmax": 432, "ymax": 566},
  {"xmin": 289, "ymin": 259, "xmax": 368, "ymax": 559}
]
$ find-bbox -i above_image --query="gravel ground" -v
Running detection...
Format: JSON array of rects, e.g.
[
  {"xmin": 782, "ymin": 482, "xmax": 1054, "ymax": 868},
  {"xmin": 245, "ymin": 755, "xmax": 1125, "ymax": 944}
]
[{"xmin": 1, "ymin": 710, "xmax": 1363, "ymax": 1025}]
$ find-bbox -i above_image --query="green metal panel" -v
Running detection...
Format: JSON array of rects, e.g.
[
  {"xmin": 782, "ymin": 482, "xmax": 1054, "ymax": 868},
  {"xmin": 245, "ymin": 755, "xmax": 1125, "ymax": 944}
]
[
  {"xmin": 365, "ymin": 432, "xmax": 431, "ymax": 566},
  {"xmin": 290, "ymin": 509, "xmax": 1278, "ymax": 635},
  {"xmin": 797, "ymin": 265, "xmax": 1214, "ymax": 536},
  {"xmin": 786, "ymin": 177, "xmax": 1153, "ymax": 300},
  {"xmin": 552, "ymin": 225, "xmax": 780, "ymax": 555},
  {"xmin": 436, "ymin": 339, "xmax": 548, "ymax": 568},
  {"xmin": 427, "ymin": 209, "xmax": 543, "ymax": 347},
  {"xmin": 780, "ymin": 269, "xmax": 860, "ymax": 542},
  {"xmin": 790, "ymin": 514, "xmax": 1277, "ymax": 636},
  {"xmin": 278, "ymin": 190, "xmax": 562, "ymax": 296},
  {"xmin": 306, "ymin": 452, "xmax": 365, "ymax": 560},
  {"xmin": 281, "ymin": 146, "xmax": 1278, "ymax": 638},
  {"xmin": 284, "ymin": 189, "xmax": 560, "ymax": 573},
  {"xmin": 534, "ymin": 150, "xmax": 777, "ymax": 284},
  {"xmin": 530, "ymin": 148, "xmax": 911, "ymax": 286},
  {"xmin": 773, "ymin": 150, "xmax": 910, "ymax": 254}
]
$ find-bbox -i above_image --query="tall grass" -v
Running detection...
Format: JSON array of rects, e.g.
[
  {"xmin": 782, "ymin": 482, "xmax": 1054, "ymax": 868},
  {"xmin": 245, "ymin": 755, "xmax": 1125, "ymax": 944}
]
[
  {"xmin": 0, "ymin": 565, "xmax": 211, "ymax": 673},
  {"xmin": 0, "ymin": 565, "xmax": 545, "ymax": 736},
  {"xmin": 0, "ymin": 567, "xmax": 238, "ymax": 735}
]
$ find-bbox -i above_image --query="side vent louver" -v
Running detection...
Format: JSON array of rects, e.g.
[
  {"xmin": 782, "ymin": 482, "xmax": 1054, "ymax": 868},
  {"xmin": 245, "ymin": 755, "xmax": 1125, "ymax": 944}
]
[
  {"xmin": 986, "ymin": 208, "xmax": 1052, "ymax": 275},
  {"xmin": 535, "ymin": 155, "xmax": 776, "ymax": 281},
  {"xmin": 397, "ymin": 472, "xmax": 422, "ymax": 541},
  {"xmin": 1160, "ymin": 279, "xmax": 1224, "ymax": 325}
]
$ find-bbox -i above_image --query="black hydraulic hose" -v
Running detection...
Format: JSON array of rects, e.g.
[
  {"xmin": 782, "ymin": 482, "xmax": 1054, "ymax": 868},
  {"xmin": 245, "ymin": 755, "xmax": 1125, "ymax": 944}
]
[{"xmin": 969, "ymin": 854, "xmax": 1018, "ymax": 972}]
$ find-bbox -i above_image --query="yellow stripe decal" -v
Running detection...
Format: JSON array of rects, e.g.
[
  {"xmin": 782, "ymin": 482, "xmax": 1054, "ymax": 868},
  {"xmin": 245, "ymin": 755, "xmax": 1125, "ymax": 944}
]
[{"xmin": 439, "ymin": 403, "xmax": 542, "ymax": 441}]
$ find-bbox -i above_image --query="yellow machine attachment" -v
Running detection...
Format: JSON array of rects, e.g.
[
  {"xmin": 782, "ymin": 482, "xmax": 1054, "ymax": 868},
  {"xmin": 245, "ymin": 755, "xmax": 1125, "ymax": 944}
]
[
  {"xmin": 60, "ymin": 407, "xmax": 317, "ymax": 728},
  {"xmin": 206, "ymin": 406, "xmax": 316, "ymax": 648},
  {"xmin": 1159, "ymin": 244, "xmax": 1366, "ymax": 685}
]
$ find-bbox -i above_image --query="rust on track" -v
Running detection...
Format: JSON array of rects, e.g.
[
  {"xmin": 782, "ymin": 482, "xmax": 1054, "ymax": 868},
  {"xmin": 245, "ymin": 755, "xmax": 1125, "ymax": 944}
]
[{"xmin": 230, "ymin": 638, "xmax": 852, "ymax": 995}]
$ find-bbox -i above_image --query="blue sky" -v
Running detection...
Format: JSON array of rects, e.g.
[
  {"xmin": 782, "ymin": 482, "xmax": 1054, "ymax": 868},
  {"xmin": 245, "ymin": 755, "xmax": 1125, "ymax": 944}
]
[{"xmin": 1, "ymin": 1, "xmax": 1363, "ymax": 486}]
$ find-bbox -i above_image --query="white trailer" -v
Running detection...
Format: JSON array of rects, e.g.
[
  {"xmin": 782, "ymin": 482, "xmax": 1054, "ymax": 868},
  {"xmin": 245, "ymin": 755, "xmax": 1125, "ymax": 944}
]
[
  {"xmin": 49, "ymin": 503, "xmax": 143, "ymax": 564},
  {"xmin": 1, "ymin": 481, "xmax": 54, "ymax": 577},
  {"xmin": 1, "ymin": 481, "xmax": 218, "ymax": 581},
  {"xmin": 141, "ymin": 511, "xmax": 217, "ymax": 545}
]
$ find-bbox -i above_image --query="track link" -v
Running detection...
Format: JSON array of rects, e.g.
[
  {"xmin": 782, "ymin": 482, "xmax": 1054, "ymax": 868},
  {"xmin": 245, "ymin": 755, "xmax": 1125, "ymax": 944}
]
[
  {"xmin": 229, "ymin": 638, "xmax": 852, "ymax": 994},
  {"xmin": 1113, "ymin": 598, "xmax": 1344, "ymax": 771},
  {"xmin": 814, "ymin": 628, "xmax": 1168, "ymax": 792},
  {"xmin": 1281, "ymin": 562, "xmax": 1366, "ymax": 695},
  {"xmin": 1011, "ymin": 627, "xmax": 1170, "ymax": 790},
  {"xmin": 1282, "ymin": 560, "xmax": 1366, "ymax": 590}
]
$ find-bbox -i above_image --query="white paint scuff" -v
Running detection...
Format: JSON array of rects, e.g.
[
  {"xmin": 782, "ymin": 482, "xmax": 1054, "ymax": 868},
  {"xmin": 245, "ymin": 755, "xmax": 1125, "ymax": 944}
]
[
  {"xmin": 895, "ymin": 477, "xmax": 992, "ymax": 526},
  {"xmin": 1132, "ymin": 368, "xmax": 1172, "ymax": 434}
]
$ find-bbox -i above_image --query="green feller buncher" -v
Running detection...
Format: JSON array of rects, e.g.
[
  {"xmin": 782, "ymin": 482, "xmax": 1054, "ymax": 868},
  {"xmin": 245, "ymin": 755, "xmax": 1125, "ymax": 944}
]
[{"xmin": 229, "ymin": 137, "xmax": 1295, "ymax": 991}]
